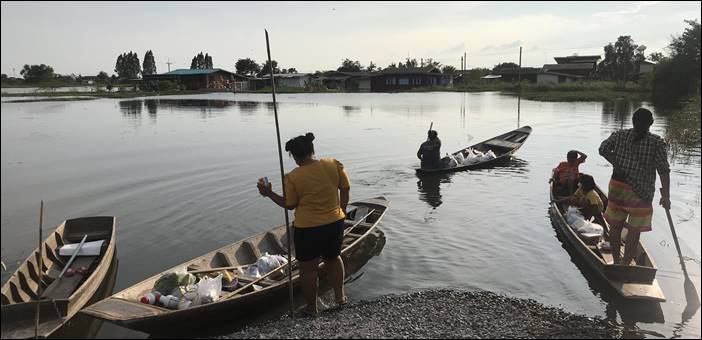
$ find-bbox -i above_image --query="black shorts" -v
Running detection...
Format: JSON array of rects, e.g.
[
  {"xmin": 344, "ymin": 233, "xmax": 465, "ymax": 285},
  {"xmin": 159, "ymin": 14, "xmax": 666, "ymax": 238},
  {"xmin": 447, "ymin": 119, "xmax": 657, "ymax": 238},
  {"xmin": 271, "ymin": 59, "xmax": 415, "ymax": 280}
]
[{"xmin": 293, "ymin": 219, "xmax": 345, "ymax": 262}]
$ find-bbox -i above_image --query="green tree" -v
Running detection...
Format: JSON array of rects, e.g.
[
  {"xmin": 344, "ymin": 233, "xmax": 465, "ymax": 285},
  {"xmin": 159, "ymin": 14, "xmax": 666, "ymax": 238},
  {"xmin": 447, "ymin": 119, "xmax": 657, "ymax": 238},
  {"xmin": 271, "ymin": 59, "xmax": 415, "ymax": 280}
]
[
  {"xmin": 205, "ymin": 53, "xmax": 213, "ymax": 69},
  {"xmin": 668, "ymin": 19, "xmax": 700, "ymax": 79},
  {"xmin": 649, "ymin": 52, "xmax": 665, "ymax": 62},
  {"xmin": 96, "ymin": 71, "xmax": 109, "ymax": 83},
  {"xmin": 191, "ymin": 52, "xmax": 213, "ymax": 69},
  {"xmin": 258, "ymin": 59, "xmax": 280, "ymax": 77},
  {"xmin": 337, "ymin": 59, "xmax": 362, "ymax": 72},
  {"xmin": 143, "ymin": 50, "xmax": 157, "ymax": 75},
  {"xmin": 20, "ymin": 64, "xmax": 55, "ymax": 82},
  {"xmin": 441, "ymin": 65, "xmax": 456, "ymax": 74},
  {"xmin": 115, "ymin": 52, "xmax": 141, "ymax": 79},
  {"xmin": 423, "ymin": 58, "xmax": 441, "ymax": 68},
  {"xmin": 235, "ymin": 58, "xmax": 261, "ymax": 76},
  {"xmin": 597, "ymin": 36, "xmax": 645, "ymax": 81},
  {"xmin": 491, "ymin": 62, "xmax": 519, "ymax": 73},
  {"xmin": 366, "ymin": 61, "xmax": 377, "ymax": 72},
  {"xmin": 287, "ymin": 68, "xmax": 297, "ymax": 73},
  {"xmin": 652, "ymin": 19, "xmax": 701, "ymax": 101},
  {"xmin": 402, "ymin": 58, "xmax": 418, "ymax": 68}
]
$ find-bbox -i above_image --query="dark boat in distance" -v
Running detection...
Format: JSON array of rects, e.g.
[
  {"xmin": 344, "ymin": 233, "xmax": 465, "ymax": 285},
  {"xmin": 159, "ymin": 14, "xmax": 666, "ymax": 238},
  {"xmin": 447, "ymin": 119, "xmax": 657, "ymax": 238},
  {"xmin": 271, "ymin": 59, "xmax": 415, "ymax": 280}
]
[{"xmin": 416, "ymin": 126, "xmax": 532, "ymax": 175}]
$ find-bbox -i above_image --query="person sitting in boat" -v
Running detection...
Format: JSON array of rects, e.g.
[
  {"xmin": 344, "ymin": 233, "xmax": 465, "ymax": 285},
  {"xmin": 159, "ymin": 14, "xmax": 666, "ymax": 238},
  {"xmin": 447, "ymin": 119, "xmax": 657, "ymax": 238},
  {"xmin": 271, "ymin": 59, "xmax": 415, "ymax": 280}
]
[
  {"xmin": 257, "ymin": 132, "xmax": 350, "ymax": 315},
  {"xmin": 550, "ymin": 150, "xmax": 587, "ymax": 196},
  {"xmin": 417, "ymin": 130, "xmax": 442, "ymax": 169},
  {"xmin": 554, "ymin": 174, "xmax": 604, "ymax": 223}
]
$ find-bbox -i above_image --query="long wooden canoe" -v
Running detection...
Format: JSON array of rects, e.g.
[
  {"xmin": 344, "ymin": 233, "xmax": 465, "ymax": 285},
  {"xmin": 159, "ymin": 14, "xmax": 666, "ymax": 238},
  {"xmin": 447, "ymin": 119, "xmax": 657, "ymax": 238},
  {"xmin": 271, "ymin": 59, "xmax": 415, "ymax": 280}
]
[
  {"xmin": 81, "ymin": 197, "xmax": 389, "ymax": 333},
  {"xmin": 548, "ymin": 181, "xmax": 665, "ymax": 302},
  {"xmin": 1, "ymin": 217, "xmax": 117, "ymax": 339},
  {"xmin": 416, "ymin": 126, "xmax": 532, "ymax": 175}
]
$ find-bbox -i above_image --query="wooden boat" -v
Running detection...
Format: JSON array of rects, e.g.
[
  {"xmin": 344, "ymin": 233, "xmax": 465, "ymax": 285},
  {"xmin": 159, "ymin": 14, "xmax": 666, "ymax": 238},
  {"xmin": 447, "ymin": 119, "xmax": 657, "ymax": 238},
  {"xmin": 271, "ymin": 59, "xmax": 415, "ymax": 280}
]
[
  {"xmin": 416, "ymin": 126, "xmax": 532, "ymax": 175},
  {"xmin": 1, "ymin": 217, "xmax": 117, "ymax": 339},
  {"xmin": 549, "ymin": 181, "xmax": 665, "ymax": 302},
  {"xmin": 81, "ymin": 197, "xmax": 389, "ymax": 334}
]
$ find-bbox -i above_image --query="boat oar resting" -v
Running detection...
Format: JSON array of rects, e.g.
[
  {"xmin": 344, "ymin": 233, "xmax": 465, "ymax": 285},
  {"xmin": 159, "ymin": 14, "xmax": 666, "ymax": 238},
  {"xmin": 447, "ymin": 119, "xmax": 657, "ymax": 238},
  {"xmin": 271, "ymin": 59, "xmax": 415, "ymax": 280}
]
[
  {"xmin": 416, "ymin": 126, "xmax": 532, "ymax": 175},
  {"xmin": 80, "ymin": 197, "xmax": 389, "ymax": 334},
  {"xmin": 1, "ymin": 217, "xmax": 116, "ymax": 339}
]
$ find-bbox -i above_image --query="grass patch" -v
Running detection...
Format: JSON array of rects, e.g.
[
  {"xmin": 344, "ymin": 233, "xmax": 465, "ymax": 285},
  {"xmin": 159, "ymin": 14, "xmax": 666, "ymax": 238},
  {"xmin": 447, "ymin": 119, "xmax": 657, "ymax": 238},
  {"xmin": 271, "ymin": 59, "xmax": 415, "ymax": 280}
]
[{"xmin": 3, "ymin": 97, "xmax": 99, "ymax": 103}]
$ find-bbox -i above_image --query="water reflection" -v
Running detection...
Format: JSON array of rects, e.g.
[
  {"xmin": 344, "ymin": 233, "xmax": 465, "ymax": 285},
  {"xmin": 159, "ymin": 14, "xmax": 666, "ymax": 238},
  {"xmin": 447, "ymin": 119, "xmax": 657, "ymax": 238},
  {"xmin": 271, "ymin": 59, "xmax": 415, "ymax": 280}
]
[
  {"xmin": 119, "ymin": 100, "xmax": 143, "ymax": 117},
  {"xmin": 600, "ymin": 100, "xmax": 643, "ymax": 131},
  {"xmin": 417, "ymin": 173, "xmax": 450, "ymax": 208},
  {"xmin": 549, "ymin": 212, "xmax": 667, "ymax": 337}
]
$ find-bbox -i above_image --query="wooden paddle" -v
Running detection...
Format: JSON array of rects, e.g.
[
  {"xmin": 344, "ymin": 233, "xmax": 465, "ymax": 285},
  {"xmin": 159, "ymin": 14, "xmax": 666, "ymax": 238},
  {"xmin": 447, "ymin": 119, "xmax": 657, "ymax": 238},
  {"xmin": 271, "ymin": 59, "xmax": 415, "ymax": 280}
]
[{"xmin": 662, "ymin": 194, "xmax": 700, "ymax": 309}]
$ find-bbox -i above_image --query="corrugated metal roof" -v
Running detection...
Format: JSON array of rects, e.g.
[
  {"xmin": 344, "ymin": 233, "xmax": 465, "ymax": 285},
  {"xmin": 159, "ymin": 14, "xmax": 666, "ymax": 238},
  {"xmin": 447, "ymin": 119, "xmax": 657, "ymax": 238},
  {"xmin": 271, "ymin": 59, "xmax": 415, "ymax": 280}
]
[
  {"xmin": 481, "ymin": 74, "xmax": 502, "ymax": 79},
  {"xmin": 543, "ymin": 63, "xmax": 594, "ymax": 71},
  {"xmin": 163, "ymin": 68, "xmax": 225, "ymax": 76}
]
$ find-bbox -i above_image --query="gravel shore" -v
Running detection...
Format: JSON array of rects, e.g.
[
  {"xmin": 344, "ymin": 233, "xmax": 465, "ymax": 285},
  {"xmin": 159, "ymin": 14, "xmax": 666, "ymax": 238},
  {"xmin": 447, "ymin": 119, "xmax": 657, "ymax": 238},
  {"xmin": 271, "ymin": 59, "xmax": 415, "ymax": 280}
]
[{"xmin": 223, "ymin": 289, "xmax": 621, "ymax": 339}]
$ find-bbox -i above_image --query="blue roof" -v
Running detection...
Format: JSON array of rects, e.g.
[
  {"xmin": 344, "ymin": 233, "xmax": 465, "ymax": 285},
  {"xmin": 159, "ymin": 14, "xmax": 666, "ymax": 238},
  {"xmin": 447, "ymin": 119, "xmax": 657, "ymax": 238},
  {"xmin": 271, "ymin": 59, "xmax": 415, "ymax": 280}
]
[{"xmin": 162, "ymin": 68, "xmax": 225, "ymax": 76}]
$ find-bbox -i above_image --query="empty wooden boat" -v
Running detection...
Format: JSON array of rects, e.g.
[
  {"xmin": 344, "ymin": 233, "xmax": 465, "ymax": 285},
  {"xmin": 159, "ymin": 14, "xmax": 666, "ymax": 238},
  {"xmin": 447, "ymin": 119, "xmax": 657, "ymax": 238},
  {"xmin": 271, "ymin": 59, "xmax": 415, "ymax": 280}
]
[
  {"xmin": 416, "ymin": 126, "xmax": 532, "ymax": 174},
  {"xmin": 81, "ymin": 197, "xmax": 389, "ymax": 333},
  {"xmin": 549, "ymin": 181, "xmax": 664, "ymax": 302},
  {"xmin": 1, "ymin": 216, "xmax": 117, "ymax": 339}
]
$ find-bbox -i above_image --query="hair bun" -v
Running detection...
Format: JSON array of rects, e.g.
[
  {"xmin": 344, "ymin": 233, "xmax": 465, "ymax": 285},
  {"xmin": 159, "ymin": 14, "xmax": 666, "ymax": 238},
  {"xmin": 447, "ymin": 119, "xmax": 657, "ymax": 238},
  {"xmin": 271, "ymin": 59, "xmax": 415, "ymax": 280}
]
[{"xmin": 305, "ymin": 132, "xmax": 315, "ymax": 142}]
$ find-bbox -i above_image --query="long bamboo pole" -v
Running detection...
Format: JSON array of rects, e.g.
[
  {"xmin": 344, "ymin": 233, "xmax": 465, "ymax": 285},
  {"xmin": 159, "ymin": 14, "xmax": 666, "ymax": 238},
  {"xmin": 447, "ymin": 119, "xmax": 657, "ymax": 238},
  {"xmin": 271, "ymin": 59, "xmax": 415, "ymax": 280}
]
[
  {"xmin": 265, "ymin": 29, "xmax": 295, "ymax": 319},
  {"xmin": 34, "ymin": 200, "xmax": 44, "ymax": 339}
]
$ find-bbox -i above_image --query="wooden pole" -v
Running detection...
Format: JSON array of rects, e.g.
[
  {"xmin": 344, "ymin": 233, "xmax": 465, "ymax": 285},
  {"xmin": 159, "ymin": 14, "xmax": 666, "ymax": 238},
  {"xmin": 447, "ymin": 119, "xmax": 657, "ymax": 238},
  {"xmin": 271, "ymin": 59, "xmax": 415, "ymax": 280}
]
[
  {"xmin": 265, "ymin": 29, "xmax": 295, "ymax": 319},
  {"xmin": 34, "ymin": 200, "xmax": 44, "ymax": 339},
  {"xmin": 518, "ymin": 47, "xmax": 522, "ymax": 85}
]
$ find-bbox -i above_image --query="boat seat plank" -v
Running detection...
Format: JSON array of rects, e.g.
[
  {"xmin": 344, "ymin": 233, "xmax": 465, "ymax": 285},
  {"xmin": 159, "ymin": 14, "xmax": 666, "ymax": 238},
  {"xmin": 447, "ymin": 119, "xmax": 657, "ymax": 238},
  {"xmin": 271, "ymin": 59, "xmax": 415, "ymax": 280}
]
[
  {"xmin": 346, "ymin": 232, "xmax": 364, "ymax": 239},
  {"xmin": 82, "ymin": 298, "xmax": 167, "ymax": 320},
  {"xmin": 40, "ymin": 256, "xmax": 95, "ymax": 299},
  {"xmin": 484, "ymin": 139, "xmax": 521, "ymax": 149}
]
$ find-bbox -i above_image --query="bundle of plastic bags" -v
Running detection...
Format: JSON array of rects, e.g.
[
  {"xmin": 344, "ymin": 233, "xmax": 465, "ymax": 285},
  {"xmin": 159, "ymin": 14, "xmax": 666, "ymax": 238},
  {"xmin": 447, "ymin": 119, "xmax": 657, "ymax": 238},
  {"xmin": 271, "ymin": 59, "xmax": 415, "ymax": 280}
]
[
  {"xmin": 243, "ymin": 253, "xmax": 288, "ymax": 278},
  {"xmin": 565, "ymin": 206, "xmax": 603, "ymax": 236}
]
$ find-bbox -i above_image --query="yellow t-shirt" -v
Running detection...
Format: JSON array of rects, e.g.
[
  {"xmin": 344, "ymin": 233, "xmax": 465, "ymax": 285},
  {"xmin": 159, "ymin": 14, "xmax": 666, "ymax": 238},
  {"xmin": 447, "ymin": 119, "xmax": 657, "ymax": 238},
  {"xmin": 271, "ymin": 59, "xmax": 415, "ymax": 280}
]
[
  {"xmin": 284, "ymin": 158, "xmax": 351, "ymax": 228},
  {"xmin": 574, "ymin": 188, "xmax": 604, "ymax": 213}
]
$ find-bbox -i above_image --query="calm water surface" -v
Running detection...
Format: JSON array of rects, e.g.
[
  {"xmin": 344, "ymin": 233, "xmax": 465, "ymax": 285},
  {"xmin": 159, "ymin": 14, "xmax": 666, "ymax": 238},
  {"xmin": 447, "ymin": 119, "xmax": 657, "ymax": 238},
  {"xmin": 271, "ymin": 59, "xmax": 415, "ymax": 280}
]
[{"xmin": 1, "ymin": 92, "xmax": 700, "ymax": 338}]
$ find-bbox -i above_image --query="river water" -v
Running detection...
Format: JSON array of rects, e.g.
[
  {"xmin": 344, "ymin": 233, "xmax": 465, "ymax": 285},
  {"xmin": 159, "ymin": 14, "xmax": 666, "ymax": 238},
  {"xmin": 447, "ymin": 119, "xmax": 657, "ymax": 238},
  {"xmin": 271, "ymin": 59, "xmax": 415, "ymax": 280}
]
[{"xmin": 1, "ymin": 92, "xmax": 699, "ymax": 338}]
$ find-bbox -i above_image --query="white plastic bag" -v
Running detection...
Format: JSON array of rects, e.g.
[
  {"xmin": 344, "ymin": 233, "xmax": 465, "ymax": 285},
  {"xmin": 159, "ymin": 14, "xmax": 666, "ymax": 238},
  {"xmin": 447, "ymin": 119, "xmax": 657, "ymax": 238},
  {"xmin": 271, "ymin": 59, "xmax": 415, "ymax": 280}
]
[
  {"xmin": 194, "ymin": 274, "xmax": 222, "ymax": 305},
  {"xmin": 577, "ymin": 221, "xmax": 604, "ymax": 236},
  {"xmin": 565, "ymin": 206, "xmax": 584, "ymax": 225},
  {"xmin": 256, "ymin": 253, "xmax": 288, "ymax": 274},
  {"xmin": 483, "ymin": 150, "xmax": 496, "ymax": 161},
  {"xmin": 454, "ymin": 152, "xmax": 465, "ymax": 165},
  {"xmin": 59, "ymin": 240, "xmax": 105, "ymax": 256},
  {"xmin": 447, "ymin": 154, "xmax": 458, "ymax": 168}
]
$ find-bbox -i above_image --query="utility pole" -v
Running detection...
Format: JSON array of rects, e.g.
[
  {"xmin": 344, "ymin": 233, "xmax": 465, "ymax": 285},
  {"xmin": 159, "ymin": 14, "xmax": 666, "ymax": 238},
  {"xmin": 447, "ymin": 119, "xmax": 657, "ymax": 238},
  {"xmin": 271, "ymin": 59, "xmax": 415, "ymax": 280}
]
[
  {"xmin": 166, "ymin": 58, "xmax": 172, "ymax": 72},
  {"xmin": 461, "ymin": 56, "xmax": 464, "ymax": 72},
  {"xmin": 464, "ymin": 51, "xmax": 467, "ymax": 71},
  {"xmin": 518, "ymin": 46, "xmax": 522, "ymax": 84}
]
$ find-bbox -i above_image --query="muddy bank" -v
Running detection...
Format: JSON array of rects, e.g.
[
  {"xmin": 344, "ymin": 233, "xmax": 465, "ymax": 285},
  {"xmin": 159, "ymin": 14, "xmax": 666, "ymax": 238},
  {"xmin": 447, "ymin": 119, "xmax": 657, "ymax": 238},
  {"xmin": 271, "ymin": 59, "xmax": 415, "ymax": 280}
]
[{"xmin": 223, "ymin": 289, "xmax": 621, "ymax": 339}]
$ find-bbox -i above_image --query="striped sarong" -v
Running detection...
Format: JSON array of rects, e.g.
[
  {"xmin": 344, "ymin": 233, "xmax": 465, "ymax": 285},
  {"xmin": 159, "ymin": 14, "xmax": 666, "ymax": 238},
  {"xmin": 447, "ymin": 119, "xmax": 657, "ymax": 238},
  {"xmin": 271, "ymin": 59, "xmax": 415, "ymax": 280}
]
[{"xmin": 604, "ymin": 178, "xmax": 653, "ymax": 232}]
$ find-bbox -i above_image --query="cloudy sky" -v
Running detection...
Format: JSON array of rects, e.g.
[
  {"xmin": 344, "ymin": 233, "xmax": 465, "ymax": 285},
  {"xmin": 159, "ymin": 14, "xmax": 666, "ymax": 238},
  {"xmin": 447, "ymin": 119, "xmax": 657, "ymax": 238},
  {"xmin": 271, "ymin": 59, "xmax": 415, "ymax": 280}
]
[{"xmin": 1, "ymin": 1, "xmax": 700, "ymax": 76}]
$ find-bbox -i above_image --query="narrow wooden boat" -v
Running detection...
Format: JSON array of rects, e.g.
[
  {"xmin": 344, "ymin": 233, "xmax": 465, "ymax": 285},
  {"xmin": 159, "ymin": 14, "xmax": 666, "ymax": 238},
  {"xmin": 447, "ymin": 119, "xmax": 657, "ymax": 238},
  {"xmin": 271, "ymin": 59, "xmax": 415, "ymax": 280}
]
[
  {"xmin": 549, "ymin": 181, "xmax": 665, "ymax": 302},
  {"xmin": 1, "ymin": 217, "xmax": 117, "ymax": 339},
  {"xmin": 81, "ymin": 197, "xmax": 389, "ymax": 334},
  {"xmin": 416, "ymin": 126, "xmax": 532, "ymax": 174}
]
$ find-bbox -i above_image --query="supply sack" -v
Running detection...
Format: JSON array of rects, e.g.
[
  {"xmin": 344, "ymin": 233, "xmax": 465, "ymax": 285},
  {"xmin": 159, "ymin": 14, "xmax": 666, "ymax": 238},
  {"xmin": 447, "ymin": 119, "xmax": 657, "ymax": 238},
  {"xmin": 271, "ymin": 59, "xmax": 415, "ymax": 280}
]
[
  {"xmin": 482, "ymin": 150, "xmax": 496, "ymax": 161},
  {"xmin": 447, "ymin": 154, "xmax": 458, "ymax": 168},
  {"xmin": 454, "ymin": 152, "xmax": 465, "ymax": 165},
  {"xmin": 194, "ymin": 273, "xmax": 222, "ymax": 305},
  {"xmin": 255, "ymin": 253, "xmax": 288, "ymax": 275},
  {"xmin": 576, "ymin": 220, "xmax": 604, "ymax": 236}
]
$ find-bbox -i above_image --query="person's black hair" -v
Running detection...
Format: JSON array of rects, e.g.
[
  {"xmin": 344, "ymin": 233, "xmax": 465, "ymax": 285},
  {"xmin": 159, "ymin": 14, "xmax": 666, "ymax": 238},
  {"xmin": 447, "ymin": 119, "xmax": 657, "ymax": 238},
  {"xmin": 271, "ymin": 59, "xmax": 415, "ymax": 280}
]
[
  {"xmin": 579, "ymin": 174, "xmax": 596, "ymax": 191},
  {"xmin": 567, "ymin": 150, "xmax": 578, "ymax": 161},
  {"xmin": 428, "ymin": 130, "xmax": 438, "ymax": 140},
  {"xmin": 285, "ymin": 132, "xmax": 315, "ymax": 160},
  {"xmin": 632, "ymin": 108, "xmax": 654, "ymax": 127}
]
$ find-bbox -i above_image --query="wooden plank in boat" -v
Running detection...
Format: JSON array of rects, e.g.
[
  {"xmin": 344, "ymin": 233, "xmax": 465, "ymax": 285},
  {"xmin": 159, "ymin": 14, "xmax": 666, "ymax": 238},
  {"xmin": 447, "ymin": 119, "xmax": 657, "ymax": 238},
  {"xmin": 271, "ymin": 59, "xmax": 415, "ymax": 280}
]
[
  {"xmin": 41, "ymin": 256, "xmax": 96, "ymax": 299},
  {"xmin": 484, "ymin": 139, "xmax": 522, "ymax": 149},
  {"xmin": 611, "ymin": 279, "xmax": 665, "ymax": 302},
  {"xmin": 83, "ymin": 298, "xmax": 166, "ymax": 320}
]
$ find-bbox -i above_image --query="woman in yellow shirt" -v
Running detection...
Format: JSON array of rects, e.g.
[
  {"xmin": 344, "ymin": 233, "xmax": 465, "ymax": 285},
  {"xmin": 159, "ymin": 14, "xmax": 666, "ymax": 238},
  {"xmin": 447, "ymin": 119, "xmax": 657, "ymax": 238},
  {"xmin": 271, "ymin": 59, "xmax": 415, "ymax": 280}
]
[{"xmin": 257, "ymin": 132, "xmax": 351, "ymax": 316}]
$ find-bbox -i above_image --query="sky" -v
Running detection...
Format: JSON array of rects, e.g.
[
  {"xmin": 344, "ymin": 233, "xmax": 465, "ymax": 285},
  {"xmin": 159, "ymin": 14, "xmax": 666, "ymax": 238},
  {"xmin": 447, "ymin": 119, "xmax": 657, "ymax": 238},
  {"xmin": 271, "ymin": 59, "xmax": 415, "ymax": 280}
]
[{"xmin": 1, "ymin": 1, "xmax": 700, "ymax": 76}]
